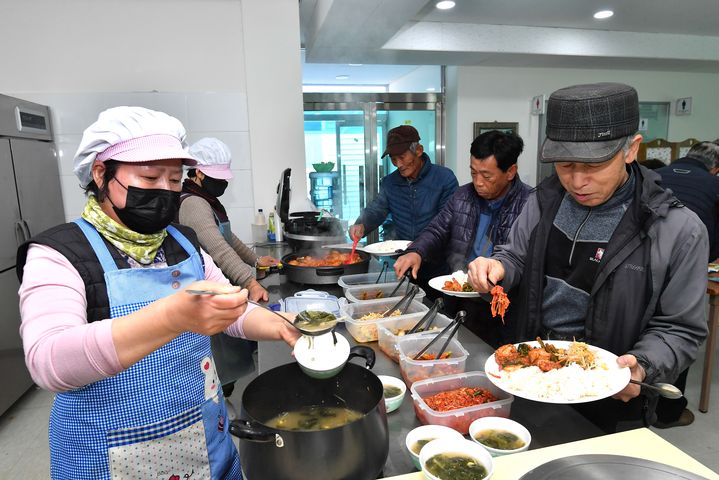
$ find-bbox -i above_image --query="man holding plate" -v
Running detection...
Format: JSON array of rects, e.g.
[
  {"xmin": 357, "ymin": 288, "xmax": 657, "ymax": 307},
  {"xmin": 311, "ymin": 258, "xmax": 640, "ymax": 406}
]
[{"xmin": 468, "ymin": 82, "xmax": 709, "ymax": 433}]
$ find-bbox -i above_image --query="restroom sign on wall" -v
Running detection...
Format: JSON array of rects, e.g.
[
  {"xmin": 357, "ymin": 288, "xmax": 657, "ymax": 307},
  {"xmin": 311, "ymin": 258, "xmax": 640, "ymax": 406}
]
[
  {"xmin": 531, "ymin": 94, "xmax": 545, "ymax": 115},
  {"xmin": 675, "ymin": 97, "xmax": 692, "ymax": 116}
]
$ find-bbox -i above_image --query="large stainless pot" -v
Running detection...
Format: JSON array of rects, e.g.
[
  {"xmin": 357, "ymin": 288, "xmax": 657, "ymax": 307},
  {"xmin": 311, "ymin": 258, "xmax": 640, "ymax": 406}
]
[
  {"xmin": 284, "ymin": 212, "xmax": 346, "ymax": 251},
  {"xmin": 281, "ymin": 250, "xmax": 370, "ymax": 285},
  {"xmin": 230, "ymin": 362, "xmax": 389, "ymax": 480}
]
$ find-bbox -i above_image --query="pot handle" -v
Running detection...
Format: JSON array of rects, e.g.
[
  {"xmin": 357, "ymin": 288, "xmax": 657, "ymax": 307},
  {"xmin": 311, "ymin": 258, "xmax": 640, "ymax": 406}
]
[
  {"xmin": 229, "ymin": 419, "xmax": 285, "ymax": 447},
  {"xmin": 317, "ymin": 267, "xmax": 344, "ymax": 276},
  {"xmin": 347, "ymin": 345, "xmax": 376, "ymax": 369}
]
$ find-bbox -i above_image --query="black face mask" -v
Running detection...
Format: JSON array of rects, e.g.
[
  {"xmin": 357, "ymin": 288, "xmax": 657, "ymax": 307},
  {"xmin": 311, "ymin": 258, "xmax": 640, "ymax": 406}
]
[
  {"xmin": 201, "ymin": 176, "xmax": 229, "ymax": 198},
  {"xmin": 111, "ymin": 179, "xmax": 181, "ymax": 234}
]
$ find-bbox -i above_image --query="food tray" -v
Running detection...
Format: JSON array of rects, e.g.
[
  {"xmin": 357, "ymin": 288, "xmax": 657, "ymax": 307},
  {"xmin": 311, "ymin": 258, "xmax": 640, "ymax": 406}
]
[
  {"xmin": 339, "ymin": 298, "xmax": 429, "ymax": 343},
  {"xmin": 410, "ymin": 371, "xmax": 514, "ymax": 435},
  {"xmin": 344, "ymin": 282, "xmax": 426, "ymax": 303},
  {"xmin": 398, "ymin": 335, "xmax": 469, "ymax": 385},
  {"xmin": 337, "ymin": 271, "xmax": 398, "ymax": 294},
  {"xmin": 377, "ymin": 313, "xmax": 453, "ymax": 363}
]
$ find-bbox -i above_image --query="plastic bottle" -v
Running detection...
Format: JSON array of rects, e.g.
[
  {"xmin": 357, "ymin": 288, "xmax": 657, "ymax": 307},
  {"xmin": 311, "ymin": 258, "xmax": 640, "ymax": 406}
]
[
  {"xmin": 274, "ymin": 209, "xmax": 284, "ymax": 242},
  {"xmin": 267, "ymin": 211, "xmax": 276, "ymax": 241},
  {"xmin": 251, "ymin": 208, "xmax": 266, "ymax": 244}
]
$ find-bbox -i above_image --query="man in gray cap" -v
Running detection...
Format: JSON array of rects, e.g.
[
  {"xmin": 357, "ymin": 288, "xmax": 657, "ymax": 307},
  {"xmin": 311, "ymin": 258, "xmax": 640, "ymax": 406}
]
[{"xmin": 468, "ymin": 82, "xmax": 708, "ymax": 432}]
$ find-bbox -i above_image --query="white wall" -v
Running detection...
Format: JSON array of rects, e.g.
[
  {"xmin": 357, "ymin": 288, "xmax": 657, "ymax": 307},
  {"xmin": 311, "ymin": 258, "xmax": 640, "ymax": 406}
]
[
  {"xmin": 447, "ymin": 66, "xmax": 719, "ymax": 187},
  {"xmin": 0, "ymin": 0, "xmax": 305, "ymax": 243}
]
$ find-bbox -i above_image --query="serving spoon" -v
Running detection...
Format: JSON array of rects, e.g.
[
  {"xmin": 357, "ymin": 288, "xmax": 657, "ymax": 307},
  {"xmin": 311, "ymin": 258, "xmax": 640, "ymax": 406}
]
[
  {"xmin": 629, "ymin": 379, "xmax": 683, "ymax": 399},
  {"xmin": 185, "ymin": 289, "xmax": 338, "ymax": 336}
]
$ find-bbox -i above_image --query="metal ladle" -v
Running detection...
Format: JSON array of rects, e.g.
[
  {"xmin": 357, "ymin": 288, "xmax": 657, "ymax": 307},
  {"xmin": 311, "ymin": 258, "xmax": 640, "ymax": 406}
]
[
  {"xmin": 185, "ymin": 289, "xmax": 338, "ymax": 336},
  {"xmin": 629, "ymin": 379, "xmax": 683, "ymax": 399}
]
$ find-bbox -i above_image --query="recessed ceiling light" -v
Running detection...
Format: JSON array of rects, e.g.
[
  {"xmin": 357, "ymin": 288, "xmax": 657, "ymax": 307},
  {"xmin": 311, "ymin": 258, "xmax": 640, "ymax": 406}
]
[
  {"xmin": 348, "ymin": 63, "xmax": 363, "ymax": 67},
  {"xmin": 593, "ymin": 10, "xmax": 614, "ymax": 19},
  {"xmin": 436, "ymin": 1, "xmax": 455, "ymax": 10},
  {"xmin": 426, "ymin": 87, "xmax": 436, "ymax": 92},
  {"xmin": 336, "ymin": 75, "xmax": 350, "ymax": 80}
]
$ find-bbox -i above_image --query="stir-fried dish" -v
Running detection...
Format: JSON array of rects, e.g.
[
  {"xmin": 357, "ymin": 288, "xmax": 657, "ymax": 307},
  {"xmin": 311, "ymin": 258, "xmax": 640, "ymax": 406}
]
[
  {"xmin": 416, "ymin": 352, "xmax": 452, "ymax": 361},
  {"xmin": 360, "ymin": 309, "xmax": 401, "ymax": 321},
  {"xmin": 490, "ymin": 285, "xmax": 510, "ymax": 323},
  {"xmin": 287, "ymin": 250, "xmax": 362, "ymax": 267},
  {"xmin": 359, "ymin": 290, "xmax": 384, "ymax": 300},
  {"xmin": 443, "ymin": 277, "xmax": 474, "ymax": 292},
  {"xmin": 494, "ymin": 337, "xmax": 598, "ymax": 372},
  {"xmin": 294, "ymin": 310, "xmax": 337, "ymax": 332},
  {"xmin": 423, "ymin": 387, "xmax": 498, "ymax": 412},
  {"xmin": 425, "ymin": 453, "xmax": 488, "ymax": 480}
]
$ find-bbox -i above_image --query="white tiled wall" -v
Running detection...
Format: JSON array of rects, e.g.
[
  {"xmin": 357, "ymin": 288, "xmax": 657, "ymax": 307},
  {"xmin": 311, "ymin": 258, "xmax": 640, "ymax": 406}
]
[{"xmin": 14, "ymin": 91, "xmax": 257, "ymax": 243}]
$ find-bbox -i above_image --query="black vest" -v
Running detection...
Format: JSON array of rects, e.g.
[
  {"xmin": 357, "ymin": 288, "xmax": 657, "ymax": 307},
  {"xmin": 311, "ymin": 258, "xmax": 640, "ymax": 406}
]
[{"xmin": 17, "ymin": 222, "xmax": 203, "ymax": 323}]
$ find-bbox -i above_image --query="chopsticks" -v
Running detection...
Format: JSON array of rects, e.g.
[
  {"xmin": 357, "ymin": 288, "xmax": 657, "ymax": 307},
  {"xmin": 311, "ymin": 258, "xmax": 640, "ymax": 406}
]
[
  {"xmin": 406, "ymin": 297, "xmax": 444, "ymax": 335},
  {"xmin": 412, "ymin": 310, "xmax": 466, "ymax": 360},
  {"xmin": 381, "ymin": 284, "xmax": 419, "ymax": 317}
]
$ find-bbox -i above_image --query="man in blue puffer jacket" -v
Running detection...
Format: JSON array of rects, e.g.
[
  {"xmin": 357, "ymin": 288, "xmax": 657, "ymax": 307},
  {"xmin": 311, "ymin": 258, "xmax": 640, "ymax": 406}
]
[
  {"xmin": 395, "ymin": 130, "xmax": 530, "ymax": 345},
  {"xmin": 349, "ymin": 125, "xmax": 458, "ymax": 287}
]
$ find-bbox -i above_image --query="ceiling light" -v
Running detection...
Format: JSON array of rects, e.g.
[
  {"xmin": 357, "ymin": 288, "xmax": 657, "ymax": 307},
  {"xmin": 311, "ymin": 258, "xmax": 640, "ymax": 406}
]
[
  {"xmin": 335, "ymin": 75, "xmax": 350, "ymax": 80},
  {"xmin": 348, "ymin": 63, "xmax": 363, "ymax": 67},
  {"xmin": 436, "ymin": 1, "xmax": 455, "ymax": 10},
  {"xmin": 593, "ymin": 10, "xmax": 614, "ymax": 19}
]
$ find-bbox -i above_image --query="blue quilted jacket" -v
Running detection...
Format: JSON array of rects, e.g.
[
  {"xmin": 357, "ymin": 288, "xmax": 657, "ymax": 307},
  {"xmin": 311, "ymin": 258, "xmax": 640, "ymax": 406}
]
[
  {"xmin": 356, "ymin": 153, "xmax": 458, "ymax": 241},
  {"xmin": 408, "ymin": 177, "xmax": 531, "ymax": 271}
]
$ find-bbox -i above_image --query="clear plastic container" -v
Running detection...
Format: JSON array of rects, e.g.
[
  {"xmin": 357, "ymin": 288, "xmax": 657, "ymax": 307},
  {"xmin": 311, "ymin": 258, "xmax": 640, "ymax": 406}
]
[
  {"xmin": 340, "ymin": 298, "xmax": 429, "ymax": 343},
  {"xmin": 344, "ymin": 282, "xmax": 426, "ymax": 303},
  {"xmin": 410, "ymin": 371, "xmax": 514, "ymax": 434},
  {"xmin": 282, "ymin": 289, "xmax": 344, "ymax": 316},
  {"xmin": 377, "ymin": 313, "xmax": 453, "ymax": 363},
  {"xmin": 398, "ymin": 335, "xmax": 469, "ymax": 385},
  {"xmin": 337, "ymin": 271, "xmax": 398, "ymax": 294}
]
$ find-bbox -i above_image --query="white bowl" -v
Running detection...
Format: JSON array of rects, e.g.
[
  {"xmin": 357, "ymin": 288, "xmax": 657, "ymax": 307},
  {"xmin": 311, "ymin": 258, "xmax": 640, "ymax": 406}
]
[
  {"xmin": 468, "ymin": 416, "xmax": 531, "ymax": 456},
  {"xmin": 404, "ymin": 424, "xmax": 464, "ymax": 470},
  {"xmin": 293, "ymin": 332, "xmax": 350, "ymax": 379},
  {"xmin": 420, "ymin": 438, "xmax": 494, "ymax": 480},
  {"xmin": 377, "ymin": 375, "xmax": 407, "ymax": 413}
]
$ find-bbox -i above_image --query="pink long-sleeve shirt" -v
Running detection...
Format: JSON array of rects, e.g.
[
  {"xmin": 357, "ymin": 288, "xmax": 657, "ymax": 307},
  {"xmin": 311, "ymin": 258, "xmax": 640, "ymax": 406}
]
[{"xmin": 19, "ymin": 243, "xmax": 256, "ymax": 392}]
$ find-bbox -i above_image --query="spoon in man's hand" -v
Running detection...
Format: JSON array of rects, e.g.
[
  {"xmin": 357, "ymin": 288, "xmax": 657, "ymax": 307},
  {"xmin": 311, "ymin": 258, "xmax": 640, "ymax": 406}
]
[{"xmin": 629, "ymin": 379, "xmax": 683, "ymax": 399}]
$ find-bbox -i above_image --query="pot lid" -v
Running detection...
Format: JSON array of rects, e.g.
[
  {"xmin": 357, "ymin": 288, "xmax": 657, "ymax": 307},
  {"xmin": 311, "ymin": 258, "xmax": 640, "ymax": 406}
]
[{"xmin": 282, "ymin": 289, "xmax": 342, "ymax": 316}]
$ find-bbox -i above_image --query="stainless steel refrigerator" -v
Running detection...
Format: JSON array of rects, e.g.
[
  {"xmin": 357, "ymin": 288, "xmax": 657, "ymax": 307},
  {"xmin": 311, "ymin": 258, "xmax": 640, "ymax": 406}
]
[{"xmin": 0, "ymin": 94, "xmax": 65, "ymax": 415}]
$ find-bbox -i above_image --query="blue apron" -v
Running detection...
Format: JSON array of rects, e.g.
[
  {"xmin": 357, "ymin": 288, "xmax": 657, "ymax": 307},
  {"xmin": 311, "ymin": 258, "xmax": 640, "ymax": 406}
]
[{"xmin": 48, "ymin": 219, "xmax": 241, "ymax": 479}]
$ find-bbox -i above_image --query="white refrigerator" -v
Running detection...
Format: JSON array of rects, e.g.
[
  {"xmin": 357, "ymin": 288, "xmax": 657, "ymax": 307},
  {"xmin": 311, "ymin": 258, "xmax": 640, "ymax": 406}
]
[{"xmin": 0, "ymin": 94, "xmax": 65, "ymax": 415}]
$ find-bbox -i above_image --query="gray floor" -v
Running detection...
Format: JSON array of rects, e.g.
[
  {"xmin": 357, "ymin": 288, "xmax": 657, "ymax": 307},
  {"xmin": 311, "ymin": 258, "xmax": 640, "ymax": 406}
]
[{"xmin": 2, "ymin": 342, "xmax": 718, "ymax": 478}]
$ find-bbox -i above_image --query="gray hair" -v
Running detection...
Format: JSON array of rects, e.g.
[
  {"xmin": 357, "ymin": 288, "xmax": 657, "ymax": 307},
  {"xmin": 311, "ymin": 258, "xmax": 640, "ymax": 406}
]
[
  {"xmin": 622, "ymin": 135, "xmax": 635, "ymax": 155},
  {"xmin": 687, "ymin": 142, "xmax": 719, "ymax": 169},
  {"xmin": 408, "ymin": 142, "xmax": 420, "ymax": 154}
]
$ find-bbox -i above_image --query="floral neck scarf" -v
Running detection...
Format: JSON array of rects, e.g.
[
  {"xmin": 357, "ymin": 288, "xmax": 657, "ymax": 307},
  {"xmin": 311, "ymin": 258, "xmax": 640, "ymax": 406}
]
[{"xmin": 81, "ymin": 195, "xmax": 167, "ymax": 265}]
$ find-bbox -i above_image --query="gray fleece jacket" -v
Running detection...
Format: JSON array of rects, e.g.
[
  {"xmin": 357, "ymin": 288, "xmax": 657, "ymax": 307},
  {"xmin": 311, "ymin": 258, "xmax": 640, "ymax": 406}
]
[{"xmin": 493, "ymin": 162, "xmax": 708, "ymax": 386}]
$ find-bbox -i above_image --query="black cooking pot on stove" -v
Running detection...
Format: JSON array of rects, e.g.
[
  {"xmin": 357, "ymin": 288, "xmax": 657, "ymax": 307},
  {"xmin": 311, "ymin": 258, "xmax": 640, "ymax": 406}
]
[
  {"xmin": 230, "ymin": 361, "xmax": 389, "ymax": 480},
  {"xmin": 281, "ymin": 249, "xmax": 371, "ymax": 285}
]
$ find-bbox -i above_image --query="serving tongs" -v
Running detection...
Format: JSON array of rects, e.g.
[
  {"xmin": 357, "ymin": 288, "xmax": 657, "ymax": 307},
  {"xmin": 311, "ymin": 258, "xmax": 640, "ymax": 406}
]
[
  {"xmin": 374, "ymin": 261, "xmax": 390, "ymax": 284},
  {"xmin": 406, "ymin": 297, "xmax": 444, "ymax": 335},
  {"xmin": 388, "ymin": 269, "xmax": 412, "ymax": 297},
  {"xmin": 412, "ymin": 310, "xmax": 466, "ymax": 360},
  {"xmin": 381, "ymin": 284, "xmax": 419, "ymax": 317}
]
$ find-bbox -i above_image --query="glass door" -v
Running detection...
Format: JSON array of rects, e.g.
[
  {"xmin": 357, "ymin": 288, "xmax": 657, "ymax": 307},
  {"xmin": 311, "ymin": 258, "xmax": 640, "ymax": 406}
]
[{"xmin": 303, "ymin": 93, "xmax": 442, "ymax": 243}]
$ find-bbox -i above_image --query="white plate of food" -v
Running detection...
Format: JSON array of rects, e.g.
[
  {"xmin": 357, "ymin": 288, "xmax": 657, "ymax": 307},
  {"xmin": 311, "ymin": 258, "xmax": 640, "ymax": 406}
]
[
  {"xmin": 483, "ymin": 339, "xmax": 631, "ymax": 404},
  {"xmin": 363, "ymin": 240, "xmax": 412, "ymax": 256},
  {"xmin": 428, "ymin": 271, "xmax": 481, "ymax": 298}
]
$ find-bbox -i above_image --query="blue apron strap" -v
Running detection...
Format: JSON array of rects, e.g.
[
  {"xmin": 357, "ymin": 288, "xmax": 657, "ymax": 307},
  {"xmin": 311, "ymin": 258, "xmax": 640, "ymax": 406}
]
[
  {"xmin": 166, "ymin": 225, "xmax": 198, "ymax": 257},
  {"xmin": 73, "ymin": 218, "xmax": 120, "ymax": 273}
]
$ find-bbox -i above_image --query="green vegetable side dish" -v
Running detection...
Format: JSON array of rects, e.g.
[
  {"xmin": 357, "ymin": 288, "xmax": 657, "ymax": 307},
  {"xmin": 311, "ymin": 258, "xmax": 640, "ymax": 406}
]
[
  {"xmin": 383, "ymin": 385, "xmax": 402, "ymax": 399},
  {"xmin": 411, "ymin": 438, "xmax": 435, "ymax": 455},
  {"xmin": 473, "ymin": 429, "xmax": 525, "ymax": 450},
  {"xmin": 425, "ymin": 453, "xmax": 487, "ymax": 480},
  {"xmin": 294, "ymin": 310, "xmax": 338, "ymax": 332}
]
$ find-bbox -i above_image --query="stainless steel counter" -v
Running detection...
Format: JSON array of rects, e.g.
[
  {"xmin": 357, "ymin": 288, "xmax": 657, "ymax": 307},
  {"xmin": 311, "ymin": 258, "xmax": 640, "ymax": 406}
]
[{"xmin": 253, "ymin": 244, "xmax": 604, "ymax": 478}]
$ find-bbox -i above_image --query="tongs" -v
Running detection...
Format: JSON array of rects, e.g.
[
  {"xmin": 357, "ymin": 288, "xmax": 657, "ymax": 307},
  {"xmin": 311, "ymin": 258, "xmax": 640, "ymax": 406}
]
[
  {"xmin": 375, "ymin": 261, "xmax": 390, "ymax": 284},
  {"xmin": 412, "ymin": 310, "xmax": 466, "ymax": 360},
  {"xmin": 388, "ymin": 269, "xmax": 412, "ymax": 297},
  {"xmin": 406, "ymin": 297, "xmax": 444, "ymax": 335},
  {"xmin": 381, "ymin": 284, "xmax": 419, "ymax": 317}
]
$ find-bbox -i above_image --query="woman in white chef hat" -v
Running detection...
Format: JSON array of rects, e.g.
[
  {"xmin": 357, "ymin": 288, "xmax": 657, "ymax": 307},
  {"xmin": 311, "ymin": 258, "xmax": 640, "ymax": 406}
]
[{"xmin": 17, "ymin": 106, "xmax": 299, "ymax": 479}]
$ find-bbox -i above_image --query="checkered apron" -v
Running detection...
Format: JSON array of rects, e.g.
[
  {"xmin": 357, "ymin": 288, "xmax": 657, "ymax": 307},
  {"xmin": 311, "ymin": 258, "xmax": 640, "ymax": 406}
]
[{"xmin": 48, "ymin": 219, "xmax": 242, "ymax": 479}]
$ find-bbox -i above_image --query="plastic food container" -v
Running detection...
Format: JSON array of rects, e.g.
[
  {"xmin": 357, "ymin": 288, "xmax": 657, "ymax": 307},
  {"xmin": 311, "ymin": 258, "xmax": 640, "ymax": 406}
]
[
  {"xmin": 377, "ymin": 313, "xmax": 453, "ymax": 363},
  {"xmin": 398, "ymin": 335, "xmax": 469, "ymax": 384},
  {"xmin": 338, "ymin": 271, "xmax": 398, "ymax": 294},
  {"xmin": 340, "ymin": 298, "xmax": 429, "ymax": 343},
  {"xmin": 344, "ymin": 282, "xmax": 426, "ymax": 303},
  {"xmin": 410, "ymin": 371, "xmax": 514, "ymax": 435},
  {"xmin": 282, "ymin": 289, "xmax": 344, "ymax": 316}
]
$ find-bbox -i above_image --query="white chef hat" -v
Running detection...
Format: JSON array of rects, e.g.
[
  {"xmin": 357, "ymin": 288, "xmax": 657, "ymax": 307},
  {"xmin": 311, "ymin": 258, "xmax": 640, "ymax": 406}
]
[
  {"xmin": 189, "ymin": 137, "xmax": 234, "ymax": 180},
  {"xmin": 73, "ymin": 106, "xmax": 197, "ymax": 187}
]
